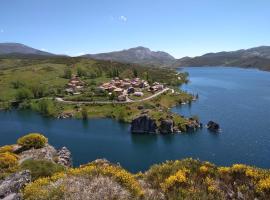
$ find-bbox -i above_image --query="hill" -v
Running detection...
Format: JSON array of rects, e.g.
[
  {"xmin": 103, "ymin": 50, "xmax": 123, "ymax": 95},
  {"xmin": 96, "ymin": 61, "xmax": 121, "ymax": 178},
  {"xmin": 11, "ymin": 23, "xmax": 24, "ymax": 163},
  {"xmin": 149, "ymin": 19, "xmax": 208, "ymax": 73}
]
[
  {"xmin": 82, "ymin": 46, "xmax": 176, "ymax": 67},
  {"xmin": 0, "ymin": 43, "xmax": 55, "ymax": 56},
  {"xmin": 174, "ymin": 46, "xmax": 270, "ymax": 71}
]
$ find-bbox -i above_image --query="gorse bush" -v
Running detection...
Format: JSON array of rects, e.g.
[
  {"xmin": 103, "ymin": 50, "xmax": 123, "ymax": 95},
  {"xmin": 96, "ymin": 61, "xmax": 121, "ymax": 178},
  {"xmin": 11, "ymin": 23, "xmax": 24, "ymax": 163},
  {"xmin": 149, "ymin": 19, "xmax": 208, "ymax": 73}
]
[
  {"xmin": 17, "ymin": 133, "xmax": 48, "ymax": 149},
  {"xmin": 0, "ymin": 152, "xmax": 19, "ymax": 179},
  {"xmin": 0, "ymin": 145, "xmax": 14, "ymax": 153},
  {"xmin": 23, "ymin": 161, "xmax": 144, "ymax": 200},
  {"xmin": 0, "ymin": 152, "xmax": 18, "ymax": 170}
]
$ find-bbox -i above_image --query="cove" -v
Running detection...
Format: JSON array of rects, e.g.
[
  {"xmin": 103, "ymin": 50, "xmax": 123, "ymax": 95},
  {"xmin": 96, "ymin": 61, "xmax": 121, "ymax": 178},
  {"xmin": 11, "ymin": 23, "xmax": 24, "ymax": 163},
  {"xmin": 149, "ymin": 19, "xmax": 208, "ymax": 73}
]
[{"xmin": 1, "ymin": 67, "xmax": 270, "ymax": 172}]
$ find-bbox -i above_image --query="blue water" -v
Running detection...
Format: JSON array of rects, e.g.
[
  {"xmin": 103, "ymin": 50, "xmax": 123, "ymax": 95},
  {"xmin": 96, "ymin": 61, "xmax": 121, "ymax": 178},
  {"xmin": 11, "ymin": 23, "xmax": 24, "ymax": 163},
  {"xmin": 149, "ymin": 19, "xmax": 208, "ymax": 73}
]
[{"xmin": 1, "ymin": 67, "xmax": 270, "ymax": 172}]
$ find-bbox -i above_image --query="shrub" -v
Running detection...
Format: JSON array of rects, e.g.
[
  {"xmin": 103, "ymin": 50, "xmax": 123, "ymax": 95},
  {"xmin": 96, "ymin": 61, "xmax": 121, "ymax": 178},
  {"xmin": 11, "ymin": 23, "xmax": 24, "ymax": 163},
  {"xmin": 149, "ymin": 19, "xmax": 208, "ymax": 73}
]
[
  {"xmin": 161, "ymin": 168, "xmax": 188, "ymax": 192},
  {"xmin": 0, "ymin": 145, "xmax": 14, "ymax": 153},
  {"xmin": 23, "ymin": 162, "xmax": 144, "ymax": 200},
  {"xmin": 36, "ymin": 99, "xmax": 55, "ymax": 116},
  {"xmin": 15, "ymin": 87, "xmax": 33, "ymax": 101},
  {"xmin": 17, "ymin": 133, "xmax": 48, "ymax": 149},
  {"xmin": 0, "ymin": 152, "xmax": 18, "ymax": 172},
  {"xmin": 20, "ymin": 159, "xmax": 65, "ymax": 181},
  {"xmin": 257, "ymin": 177, "xmax": 270, "ymax": 193}
]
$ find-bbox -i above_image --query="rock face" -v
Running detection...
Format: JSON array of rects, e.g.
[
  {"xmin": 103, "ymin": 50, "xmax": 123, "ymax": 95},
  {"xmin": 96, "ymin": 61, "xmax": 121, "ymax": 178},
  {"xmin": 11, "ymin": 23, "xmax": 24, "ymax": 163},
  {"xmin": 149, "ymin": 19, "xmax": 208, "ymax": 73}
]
[
  {"xmin": 18, "ymin": 144, "xmax": 72, "ymax": 167},
  {"xmin": 57, "ymin": 147, "xmax": 72, "ymax": 167},
  {"xmin": 18, "ymin": 144, "xmax": 57, "ymax": 164},
  {"xmin": 131, "ymin": 115, "xmax": 158, "ymax": 134},
  {"xmin": 0, "ymin": 170, "xmax": 31, "ymax": 200},
  {"xmin": 207, "ymin": 121, "xmax": 220, "ymax": 132},
  {"xmin": 159, "ymin": 119, "xmax": 174, "ymax": 134}
]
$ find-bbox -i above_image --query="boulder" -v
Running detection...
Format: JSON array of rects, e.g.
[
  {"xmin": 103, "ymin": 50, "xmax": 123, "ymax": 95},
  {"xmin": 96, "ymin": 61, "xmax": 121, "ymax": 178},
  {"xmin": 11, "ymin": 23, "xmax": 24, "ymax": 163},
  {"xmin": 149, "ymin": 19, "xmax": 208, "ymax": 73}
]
[
  {"xmin": 18, "ymin": 144, "xmax": 57, "ymax": 164},
  {"xmin": 159, "ymin": 119, "xmax": 174, "ymax": 134},
  {"xmin": 207, "ymin": 121, "xmax": 220, "ymax": 132},
  {"xmin": 0, "ymin": 170, "xmax": 31, "ymax": 200},
  {"xmin": 186, "ymin": 118, "xmax": 201, "ymax": 132},
  {"xmin": 18, "ymin": 144, "xmax": 72, "ymax": 167},
  {"xmin": 57, "ymin": 147, "xmax": 72, "ymax": 167},
  {"xmin": 131, "ymin": 115, "xmax": 158, "ymax": 134}
]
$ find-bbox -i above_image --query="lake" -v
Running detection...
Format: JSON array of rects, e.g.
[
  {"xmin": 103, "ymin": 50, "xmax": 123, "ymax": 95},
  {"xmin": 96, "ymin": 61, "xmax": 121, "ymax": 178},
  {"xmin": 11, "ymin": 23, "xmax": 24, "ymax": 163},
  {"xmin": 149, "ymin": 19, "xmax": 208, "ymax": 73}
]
[{"xmin": 1, "ymin": 67, "xmax": 270, "ymax": 172}]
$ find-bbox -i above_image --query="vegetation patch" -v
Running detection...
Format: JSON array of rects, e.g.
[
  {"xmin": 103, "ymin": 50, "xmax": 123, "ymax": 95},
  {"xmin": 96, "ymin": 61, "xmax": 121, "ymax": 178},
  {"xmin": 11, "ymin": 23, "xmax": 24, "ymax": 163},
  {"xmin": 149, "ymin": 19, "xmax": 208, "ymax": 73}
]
[{"xmin": 17, "ymin": 133, "xmax": 48, "ymax": 150}]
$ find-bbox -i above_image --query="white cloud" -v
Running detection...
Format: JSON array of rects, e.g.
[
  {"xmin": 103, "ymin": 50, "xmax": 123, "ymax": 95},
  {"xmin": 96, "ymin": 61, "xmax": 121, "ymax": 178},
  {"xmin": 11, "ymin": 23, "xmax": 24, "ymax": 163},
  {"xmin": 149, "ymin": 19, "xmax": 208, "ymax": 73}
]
[
  {"xmin": 119, "ymin": 15, "xmax": 127, "ymax": 22},
  {"xmin": 74, "ymin": 52, "xmax": 85, "ymax": 56},
  {"xmin": 41, "ymin": 48, "xmax": 47, "ymax": 51}
]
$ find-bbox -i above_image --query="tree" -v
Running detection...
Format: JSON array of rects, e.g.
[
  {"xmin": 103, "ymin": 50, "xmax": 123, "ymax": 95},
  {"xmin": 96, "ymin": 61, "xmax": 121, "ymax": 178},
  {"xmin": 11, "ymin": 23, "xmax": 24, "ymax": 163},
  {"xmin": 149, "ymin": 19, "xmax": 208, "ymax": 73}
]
[
  {"xmin": 15, "ymin": 88, "xmax": 33, "ymax": 101},
  {"xmin": 133, "ymin": 68, "xmax": 138, "ymax": 77},
  {"xmin": 37, "ymin": 99, "xmax": 54, "ymax": 116},
  {"xmin": 81, "ymin": 106, "xmax": 88, "ymax": 120},
  {"xmin": 77, "ymin": 67, "xmax": 86, "ymax": 77}
]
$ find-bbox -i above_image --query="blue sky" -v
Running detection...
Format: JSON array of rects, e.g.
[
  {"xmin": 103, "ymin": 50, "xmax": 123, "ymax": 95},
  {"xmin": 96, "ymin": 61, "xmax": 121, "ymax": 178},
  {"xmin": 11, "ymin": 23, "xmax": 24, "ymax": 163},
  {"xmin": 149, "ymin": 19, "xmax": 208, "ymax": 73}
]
[{"xmin": 0, "ymin": 0, "xmax": 270, "ymax": 58}]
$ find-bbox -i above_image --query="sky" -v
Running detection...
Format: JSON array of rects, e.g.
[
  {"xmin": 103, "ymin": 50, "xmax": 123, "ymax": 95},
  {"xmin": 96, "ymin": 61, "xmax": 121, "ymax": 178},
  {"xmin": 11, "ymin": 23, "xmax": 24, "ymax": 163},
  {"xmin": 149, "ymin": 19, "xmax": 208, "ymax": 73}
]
[{"xmin": 0, "ymin": 0, "xmax": 270, "ymax": 58}]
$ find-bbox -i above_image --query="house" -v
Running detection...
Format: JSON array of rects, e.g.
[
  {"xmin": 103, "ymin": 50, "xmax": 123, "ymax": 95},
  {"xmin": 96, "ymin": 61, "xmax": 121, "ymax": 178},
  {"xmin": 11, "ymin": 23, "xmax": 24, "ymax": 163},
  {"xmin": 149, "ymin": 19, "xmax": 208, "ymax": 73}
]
[
  {"xmin": 134, "ymin": 92, "xmax": 144, "ymax": 97},
  {"xmin": 118, "ymin": 94, "xmax": 127, "ymax": 101},
  {"xmin": 114, "ymin": 88, "xmax": 123, "ymax": 95}
]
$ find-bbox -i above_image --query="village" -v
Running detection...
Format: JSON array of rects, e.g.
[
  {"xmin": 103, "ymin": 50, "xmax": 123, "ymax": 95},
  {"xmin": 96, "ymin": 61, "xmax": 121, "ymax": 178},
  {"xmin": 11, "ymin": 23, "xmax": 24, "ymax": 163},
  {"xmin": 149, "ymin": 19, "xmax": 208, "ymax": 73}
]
[{"xmin": 64, "ymin": 74, "xmax": 165, "ymax": 102}]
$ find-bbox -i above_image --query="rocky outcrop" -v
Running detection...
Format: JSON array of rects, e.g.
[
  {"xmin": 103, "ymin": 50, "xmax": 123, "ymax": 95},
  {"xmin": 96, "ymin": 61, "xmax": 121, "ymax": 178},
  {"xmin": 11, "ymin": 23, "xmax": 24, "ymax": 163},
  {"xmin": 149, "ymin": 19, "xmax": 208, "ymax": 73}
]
[
  {"xmin": 186, "ymin": 118, "xmax": 202, "ymax": 132},
  {"xmin": 57, "ymin": 147, "xmax": 72, "ymax": 167},
  {"xmin": 159, "ymin": 119, "xmax": 174, "ymax": 134},
  {"xmin": 207, "ymin": 121, "xmax": 220, "ymax": 132},
  {"xmin": 18, "ymin": 144, "xmax": 72, "ymax": 167},
  {"xmin": 131, "ymin": 115, "xmax": 158, "ymax": 134},
  {"xmin": 0, "ymin": 170, "xmax": 31, "ymax": 200},
  {"xmin": 18, "ymin": 144, "xmax": 57, "ymax": 164}
]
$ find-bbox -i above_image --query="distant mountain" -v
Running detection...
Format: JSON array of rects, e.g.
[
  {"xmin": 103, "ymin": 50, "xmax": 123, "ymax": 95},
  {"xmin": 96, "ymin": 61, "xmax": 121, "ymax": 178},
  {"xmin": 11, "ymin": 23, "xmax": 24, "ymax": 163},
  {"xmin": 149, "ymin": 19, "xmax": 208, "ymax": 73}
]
[
  {"xmin": 174, "ymin": 46, "xmax": 270, "ymax": 71},
  {"xmin": 82, "ymin": 46, "xmax": 175, "ymax": 67},
  {"xmin": 0, "ymin": 43, "xmax": 54, "ymax": 56}
]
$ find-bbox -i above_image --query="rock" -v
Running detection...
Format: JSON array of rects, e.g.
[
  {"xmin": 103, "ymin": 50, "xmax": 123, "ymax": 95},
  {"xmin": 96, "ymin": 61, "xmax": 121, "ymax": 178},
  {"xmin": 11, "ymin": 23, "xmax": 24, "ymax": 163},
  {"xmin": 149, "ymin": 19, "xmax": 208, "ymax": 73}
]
[
  {"xmin": 18, "ymin": 144, "xmax": 57, "ymax": 164},
  {"xmin": 57, "ymin": 147, "xmax": 72, "ymax": 167},
  {"xmin": 131, "ymin": 115, "xmax": 158, "ymax": 134},
  {"xmin": 159, "ymin": 119, "xmax": 174, "ymax": 134},
  {"xmin": 0, "ymin": 170, "xmax": 31, "ymax": 199},
  {"xmin": 57, "ymin": 112, "xmax": 73, "ymax": 119},
  {"xmin": 207, "ymin": 121, "xmax": 220, "ymax": 132},
  {"xmin": 2, "ymin": 193, "xmax": 21, "ymax": 200},
  {"xmin": 186, "ymin": 118, "xmax": 201, "ymax": 132}
]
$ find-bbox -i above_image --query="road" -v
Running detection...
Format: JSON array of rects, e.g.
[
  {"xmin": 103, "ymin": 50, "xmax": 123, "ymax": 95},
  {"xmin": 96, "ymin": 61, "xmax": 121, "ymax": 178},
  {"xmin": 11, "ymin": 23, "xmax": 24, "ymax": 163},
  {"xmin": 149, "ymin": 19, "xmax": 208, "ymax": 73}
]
[{"xmin": 55, "ymin": 88, "xmax": 170, "ymax": 105}]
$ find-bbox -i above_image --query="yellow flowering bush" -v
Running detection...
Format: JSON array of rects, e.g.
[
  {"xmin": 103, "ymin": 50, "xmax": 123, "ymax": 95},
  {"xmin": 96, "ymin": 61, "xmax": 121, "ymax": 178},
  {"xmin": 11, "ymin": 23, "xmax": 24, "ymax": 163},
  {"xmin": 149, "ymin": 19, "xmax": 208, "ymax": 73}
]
[
  {"xmin": 218, "ymin": 167, "xmax": 230, "ymax": 174},
  {"xmin": 17, "ymin": 133, "xmax": 48, "ymax": 149},
  {"xmin": 245, "ymin": 167, "xmax": 261, "ymax": 179},
  {"xmin": 0, "ymin": 145, "xmax": 14, "ymax": 153},
  {"xmin": 199, "ymin": 166, "xmax": 209, "ymax": 174},
  {"xmin": 0, "ymin": 152, "xmax": 18, "ymax": 171},
  {"xmin": 161, "ymin": 168, "xmax": 188, "ymax": 192},
  {"xmin": 23, "ymin": 162, "xmax": 144, "ymax": 199},
  {"xmin": 231, "ymin": 164, "xmax": 247, "ymax": 173},
  {"xmin": 23, "ymin": 177, "xmax": 65, "ymax": 200},
  {"xmin": 257, "ymin": 177, "xmax": 270, "ymax": 193}
]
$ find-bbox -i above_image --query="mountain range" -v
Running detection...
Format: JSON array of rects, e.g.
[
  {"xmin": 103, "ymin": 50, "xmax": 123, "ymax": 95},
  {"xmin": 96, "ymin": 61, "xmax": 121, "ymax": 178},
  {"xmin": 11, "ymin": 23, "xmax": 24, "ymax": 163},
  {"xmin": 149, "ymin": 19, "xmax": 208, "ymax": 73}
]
[
  {"xmin": 174, "ymin": 46, "xmax": 270, "ymax": 71},
  {"xmin": 0, "ymin": 43, "xmax": 54, "ymax": 56},
  {"xmin": 82, "ymin": 46, "xmax": 175, "ymax": 67},
  {"xmin": 0, "ymin": 42, "xmax": 270, "ymax": 70}
]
